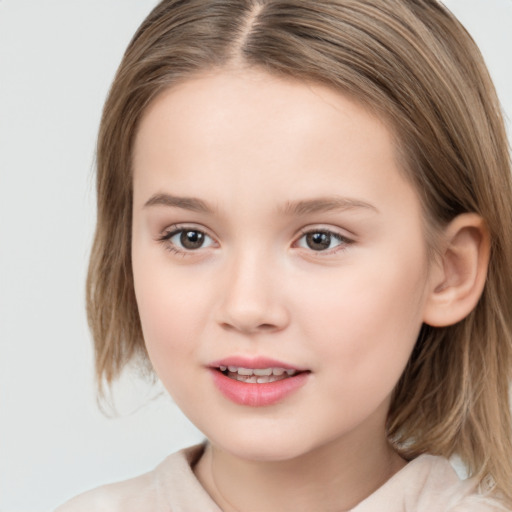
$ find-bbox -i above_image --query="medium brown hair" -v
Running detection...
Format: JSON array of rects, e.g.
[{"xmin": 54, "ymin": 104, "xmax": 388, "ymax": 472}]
[{"xmin": 87, "ymin": 0, "xmax": 512, "ymax": 503}]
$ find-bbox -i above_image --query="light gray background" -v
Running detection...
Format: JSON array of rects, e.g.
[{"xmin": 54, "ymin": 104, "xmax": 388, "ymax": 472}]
[{"xmin": 0, "ymin": 1, "xmax": 511, "ymax": 510}]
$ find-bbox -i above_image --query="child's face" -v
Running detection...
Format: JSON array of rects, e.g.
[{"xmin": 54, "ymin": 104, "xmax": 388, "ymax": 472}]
[{"xmin": 131, "ymin": 69, "xmax": 434, "ymax": 461}]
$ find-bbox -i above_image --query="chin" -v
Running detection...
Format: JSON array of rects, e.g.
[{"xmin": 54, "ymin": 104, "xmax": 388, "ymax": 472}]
[{"xmin": 205, "ymin": 424, "xmax": 322, "ymax": 463}]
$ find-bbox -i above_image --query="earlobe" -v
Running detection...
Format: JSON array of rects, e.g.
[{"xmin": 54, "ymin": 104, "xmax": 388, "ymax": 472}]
[{"xmin": 423, "ymin": 213, "xmax": 490, "ymax": 327}]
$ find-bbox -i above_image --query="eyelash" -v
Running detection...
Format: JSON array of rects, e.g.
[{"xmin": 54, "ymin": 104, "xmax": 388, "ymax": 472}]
[
  {"xmin": 157, "ymin": 225, "xmax": 353, "ymax": 256},
  {"xmin": 295, "ymin": 228, "xmax": 353, "ymax": 255},
  {"xmin": 157, "ymin": 225, "xmax": 216, "ymax": 255}
]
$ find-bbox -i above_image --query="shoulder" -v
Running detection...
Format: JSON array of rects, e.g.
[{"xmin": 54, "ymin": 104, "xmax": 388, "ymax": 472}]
[
  {"xmin": 414, "ymin": 456, "xmax": 509, "ymax": 512},
  {"xmin": 449, "ymin": 497, "xmax": 510, "ymax": 512},
  {"xmin": 54, "ymin": 443, "xmax": 215, "ymax": 512},
  {"xmin": 411, "ymin": 456, "xmax": 508, "ymax": 512},
  {"xmin": 447, "ymin": 490, "xmax": 511, "ymax": 512},
  {"xmin": 54, "ymin": 467, "xmax": 157, "ymax": 512},
  {"xmin": 352, "ymin": 454, "xmax": 509, "ymax": 512}
]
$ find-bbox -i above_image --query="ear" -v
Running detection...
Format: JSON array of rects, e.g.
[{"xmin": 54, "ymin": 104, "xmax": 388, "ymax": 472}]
[{"xmin": 423, "ymin": 213, "xmax": 490, "ymax": 327}]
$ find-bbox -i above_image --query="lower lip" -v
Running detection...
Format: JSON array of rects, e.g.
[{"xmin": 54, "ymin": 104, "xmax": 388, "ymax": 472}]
[{"xmin": 210, "ymin": 369, "xmax": 309, "ymax": 407}]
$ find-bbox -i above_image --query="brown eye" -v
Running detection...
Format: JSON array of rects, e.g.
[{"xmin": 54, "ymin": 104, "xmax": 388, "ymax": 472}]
[
  {"xmin": 305, "ymin": 232, "xmax": 332, "ymax": 251},
  {"xmin": 161, "ymin": 228, "xmax": 215, "ymax": 252},
  {"xmin": 296, "ymin": 229, "xmax": 350, "ymax": 252},
  {"xmin": 180, "ymin": 230, "xmax": 205, "ymax": 250}
]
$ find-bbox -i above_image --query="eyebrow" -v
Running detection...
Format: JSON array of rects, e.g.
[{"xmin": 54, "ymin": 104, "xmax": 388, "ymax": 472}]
[
  {"xmin": 144, "ymin": 193, "xmax": 214, "ymax": 213},
  {"xmin": 282, "ymin": 196, "xmax": 378, "ymax": 216},
  {"xmin": 143, "ymin": 193, "xmax": 378, "ymax": 216}
]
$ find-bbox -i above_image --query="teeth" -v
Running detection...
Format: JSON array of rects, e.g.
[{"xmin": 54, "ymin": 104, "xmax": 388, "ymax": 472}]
[
  {"xmin": 257, "ymin": 376, "xmax": 276, "ymax": 383},
  {"xmin": 220, "ymin": 365, "xmax": 299, "ymax": 381},
  {"xmin": 253, "ymin": 368, "xmax": 273, "ymax": 376},
  {"xmin": 233, "ymin": 373, "xmax": 288, "ymax": 384}
]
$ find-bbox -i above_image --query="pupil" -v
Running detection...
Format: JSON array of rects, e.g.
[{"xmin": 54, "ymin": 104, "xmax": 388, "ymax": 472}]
[
  {"xmin": 306, "ymin": 232, "xmax": 331, "ymax": 251},
  {"xmin": 180, "ymin": 230, "xmax": 204, "ymax": 249}
]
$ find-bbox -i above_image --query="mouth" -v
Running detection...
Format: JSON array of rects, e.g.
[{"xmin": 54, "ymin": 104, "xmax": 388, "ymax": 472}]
[
  {"xmin": 208, "ymin": 357, "xmax": 310, "ymax": 406},
  {"xmin": 216, "ymin": 365, "xmax": 303, "ymax": 384}
]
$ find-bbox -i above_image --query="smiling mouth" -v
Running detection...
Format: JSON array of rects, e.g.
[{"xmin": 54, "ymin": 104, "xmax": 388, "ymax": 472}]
[
  {"xmin": 217, "ymin": 365, "xmax": 304, "ymax": 384},
  {"xmin": 211, "ymin": 362, "xmax": 310, "ymax": 406}
]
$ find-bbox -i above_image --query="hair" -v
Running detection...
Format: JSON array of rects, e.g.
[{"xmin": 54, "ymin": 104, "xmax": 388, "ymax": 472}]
[{"xmin": 87, "ymin": 0, "xmax": 512, "ymax": 504}]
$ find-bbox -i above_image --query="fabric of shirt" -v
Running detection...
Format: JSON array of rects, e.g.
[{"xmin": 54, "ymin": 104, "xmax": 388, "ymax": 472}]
[{"xmin": 55, "ymin": 443, "xmax": 508, "ymax": 511}]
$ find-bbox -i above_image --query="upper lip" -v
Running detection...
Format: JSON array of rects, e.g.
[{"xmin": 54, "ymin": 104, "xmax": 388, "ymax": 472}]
[{"xmin": 208, "ymin": 356, "xmax": 309, "ymax": 372}]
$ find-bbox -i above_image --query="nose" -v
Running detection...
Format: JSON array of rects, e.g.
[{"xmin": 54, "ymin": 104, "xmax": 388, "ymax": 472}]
[{"xmin": 215, "ymin": 250, "xmax": 290, "ymax": 335}]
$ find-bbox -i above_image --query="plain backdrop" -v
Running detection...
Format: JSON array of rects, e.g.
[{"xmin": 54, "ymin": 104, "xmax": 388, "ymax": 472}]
[{"xmin": 0, "ymin": 1, "xmax": 511, "ymax": 510}]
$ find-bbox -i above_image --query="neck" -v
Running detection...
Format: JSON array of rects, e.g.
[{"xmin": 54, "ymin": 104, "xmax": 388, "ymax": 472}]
[{"xmin": 194, "ymin": 426, "xmax": 406, "ymax": 511}]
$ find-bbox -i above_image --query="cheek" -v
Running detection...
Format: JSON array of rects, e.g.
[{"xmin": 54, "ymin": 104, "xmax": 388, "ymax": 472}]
[
  {"xmin": 293, "ymin": 253, "xmax": 428, "ymax": 395},
  {"xmin": 132, "ymin": 256, "xmax": 209, "ymax": 384}
]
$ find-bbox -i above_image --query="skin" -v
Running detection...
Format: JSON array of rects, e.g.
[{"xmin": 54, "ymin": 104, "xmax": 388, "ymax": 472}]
[{"xmin": 131, "ymin": 68, "xmax": 444, "ymax": 511}]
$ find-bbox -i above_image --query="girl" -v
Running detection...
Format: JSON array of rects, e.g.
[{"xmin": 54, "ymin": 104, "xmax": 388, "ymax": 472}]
[{"xmin": 57, "ymin": 0, "xmax": 512, "ymax": 510}]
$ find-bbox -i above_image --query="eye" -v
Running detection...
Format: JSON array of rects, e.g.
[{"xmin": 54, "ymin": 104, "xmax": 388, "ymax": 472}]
[
  {"xmin": 159, "ymin": 227, "xmax": 216, "ymax": 252},
  {"xmin": 295, "ymin": 229, "xmax": 351, "ymax": 252}
]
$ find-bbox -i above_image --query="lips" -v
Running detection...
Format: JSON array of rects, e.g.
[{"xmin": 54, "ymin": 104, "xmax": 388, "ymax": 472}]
[{"xmin": 208, "ymin": 356, "xmax": 310, "ymax": 407}]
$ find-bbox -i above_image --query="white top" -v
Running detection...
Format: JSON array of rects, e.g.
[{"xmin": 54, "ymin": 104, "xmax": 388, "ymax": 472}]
[{"xmin": 55, "ymin": 444, "xmax": 508, "ymax": 511}]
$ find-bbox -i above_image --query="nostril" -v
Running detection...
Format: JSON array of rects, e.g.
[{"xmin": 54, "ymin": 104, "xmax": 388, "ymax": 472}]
[
  {"xmin": 220, "ymin": 322, "xmax": 237, "ymax": 332},
  {"xmin": 219, "ymin": 321, "xmax": 280, "ymax": 334}
]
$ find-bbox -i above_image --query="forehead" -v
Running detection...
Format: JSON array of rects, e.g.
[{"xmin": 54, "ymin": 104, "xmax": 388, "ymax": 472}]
[
  {"xmin": 132, "ymin": 69, "xmax": 418, "ymax": 221},
  {"xmin": 135, "ymin": 69, "xmax": 394, "ymax": 147}
]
